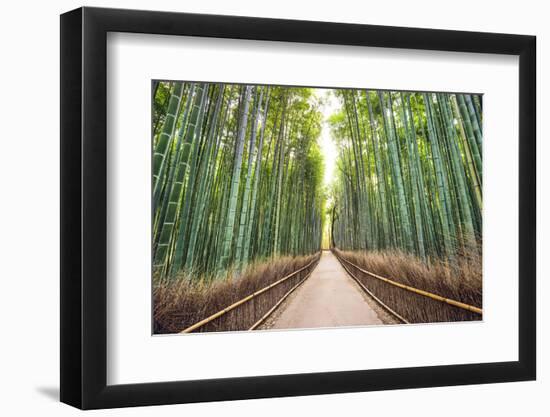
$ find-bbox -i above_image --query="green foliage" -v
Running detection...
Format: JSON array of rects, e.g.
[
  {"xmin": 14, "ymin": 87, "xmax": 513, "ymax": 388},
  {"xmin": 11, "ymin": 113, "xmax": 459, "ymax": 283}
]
[
  {"xmin": 151, "ymin": 81, "xmax": 482, "ymax": 281},
  {"xmin": 329, "ymin": 90, "xmax": 482, "ymax": 262},
  {"xmin": 152, "ymin": 83, "xmax": 325, "ymax": 280}
]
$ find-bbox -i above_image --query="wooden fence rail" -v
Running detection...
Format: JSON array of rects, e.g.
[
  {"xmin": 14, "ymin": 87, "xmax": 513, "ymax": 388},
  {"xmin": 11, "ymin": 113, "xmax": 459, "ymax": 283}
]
[
  {"xmin": 334, "ymin": 251, "xmax": 482, "ymax": 316},
  {"xmin": 180, "ymin": 254, "xmax": 320, "ymax": 333}
]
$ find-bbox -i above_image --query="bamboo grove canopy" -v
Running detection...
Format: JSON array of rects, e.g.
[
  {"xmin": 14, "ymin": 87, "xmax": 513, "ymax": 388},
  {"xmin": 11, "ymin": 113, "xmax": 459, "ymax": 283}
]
[
  {"xmin": 329, "ymin": 90, "xmax": 482, "ymax": 262},
  {"xmin": 153, "ymin": 82, "xmax": 324, "ymax": 280}
]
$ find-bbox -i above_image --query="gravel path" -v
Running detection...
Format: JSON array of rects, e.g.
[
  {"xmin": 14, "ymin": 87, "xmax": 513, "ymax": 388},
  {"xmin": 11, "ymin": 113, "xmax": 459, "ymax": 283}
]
[{"xmin": 261, "ymin": 251, "xmax": 395, "ymax": 330}]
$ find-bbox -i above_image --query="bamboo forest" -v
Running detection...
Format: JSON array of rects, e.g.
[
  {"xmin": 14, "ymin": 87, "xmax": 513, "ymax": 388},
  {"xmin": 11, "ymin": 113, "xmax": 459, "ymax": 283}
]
[{"xmin": 152, "ymin": 81, "xmax": 483, "ymax": 334}]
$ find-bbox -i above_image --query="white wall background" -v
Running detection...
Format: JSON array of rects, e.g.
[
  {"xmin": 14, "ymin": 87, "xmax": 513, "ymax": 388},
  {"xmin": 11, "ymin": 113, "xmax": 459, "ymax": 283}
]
[{"xmin": 0, "ymin": 0, "xmax": 546, "ymax": 415}]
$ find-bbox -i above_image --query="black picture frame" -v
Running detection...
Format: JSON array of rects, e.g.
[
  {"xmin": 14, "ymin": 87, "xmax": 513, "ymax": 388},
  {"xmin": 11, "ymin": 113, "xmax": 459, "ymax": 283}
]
[{"xmin": 60, "ymin": 6, "xmax": 536, "ymax": 410}]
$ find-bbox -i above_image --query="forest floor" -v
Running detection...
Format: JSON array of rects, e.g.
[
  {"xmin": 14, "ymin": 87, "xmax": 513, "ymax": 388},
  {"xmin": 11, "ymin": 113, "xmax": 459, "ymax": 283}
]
[{"xmin": 259, "ymin": 251, "xmax": 397, "ymax": 330}]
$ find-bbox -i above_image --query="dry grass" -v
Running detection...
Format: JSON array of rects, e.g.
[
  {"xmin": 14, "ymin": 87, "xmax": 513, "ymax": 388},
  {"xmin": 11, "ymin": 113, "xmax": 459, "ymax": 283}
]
[
  {"xmin": 333, "ymin": 248, "xmax": 482, "ymax": 324},
  {"xmin": 154, "ymin": 254, "xmax": 318, "ymax": 334}
]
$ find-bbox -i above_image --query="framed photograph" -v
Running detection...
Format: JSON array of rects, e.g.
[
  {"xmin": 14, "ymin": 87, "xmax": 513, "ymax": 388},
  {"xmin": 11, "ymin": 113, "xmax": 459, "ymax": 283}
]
[{"xmin": 60, "ymin": 6, "xmax": 536, "ymax": 409}]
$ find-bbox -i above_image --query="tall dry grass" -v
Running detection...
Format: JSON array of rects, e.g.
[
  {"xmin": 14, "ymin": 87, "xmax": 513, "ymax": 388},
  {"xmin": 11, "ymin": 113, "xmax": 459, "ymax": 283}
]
[
  {"xmin": 334, "ymin": 248, "xmax": 482, "ymax": 323},
  {"xmin": 154, "ymin": 254, "xmax": 318, "ymax": 334}
]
